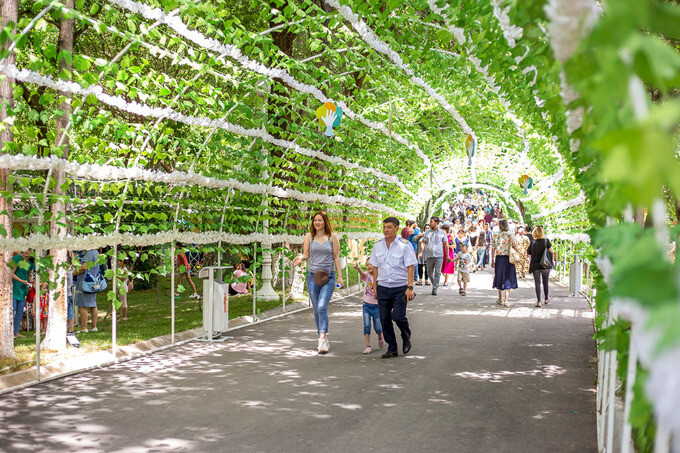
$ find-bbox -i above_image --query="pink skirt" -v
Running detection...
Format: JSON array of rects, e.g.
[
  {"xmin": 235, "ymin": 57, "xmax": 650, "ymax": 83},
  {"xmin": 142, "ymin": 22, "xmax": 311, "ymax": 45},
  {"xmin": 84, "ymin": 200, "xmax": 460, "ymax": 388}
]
[{"xmin": 442, "ymin": 247, "xmax": 456, "ymax": 274}]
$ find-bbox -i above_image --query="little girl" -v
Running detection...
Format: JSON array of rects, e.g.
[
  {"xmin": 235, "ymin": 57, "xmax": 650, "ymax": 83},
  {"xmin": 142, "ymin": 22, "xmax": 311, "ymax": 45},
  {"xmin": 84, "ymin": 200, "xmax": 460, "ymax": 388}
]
[
  {"xmin": 354, "ymin": 259, "xmax": 384, "ymax": 354},
  {"xmin": 39, "ymin": 281, "xmax": 49, "ymax": 333}
]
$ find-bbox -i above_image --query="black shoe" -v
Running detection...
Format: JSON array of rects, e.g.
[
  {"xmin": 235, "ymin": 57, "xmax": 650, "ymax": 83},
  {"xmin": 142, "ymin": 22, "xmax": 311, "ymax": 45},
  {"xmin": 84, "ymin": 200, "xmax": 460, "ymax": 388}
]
[
  {"xmin": 381, "ymin": 350, "xmax": 398, "ymax": 359},
  {"xmin": 431, "ymin": 291, "xmax": 437, "ymax": 295},
  {"xmin": 403, "ymin": 338, "xmax": 411, "ymax": 355}
]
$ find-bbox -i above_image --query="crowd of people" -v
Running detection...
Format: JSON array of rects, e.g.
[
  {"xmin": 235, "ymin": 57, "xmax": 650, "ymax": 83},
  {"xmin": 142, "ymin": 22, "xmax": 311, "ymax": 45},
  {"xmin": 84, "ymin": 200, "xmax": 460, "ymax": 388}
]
[
  {"xmin": 9, "ymin": 191, "xmax": 554, "ymax": 358},
  {"xmin": 293, "ymin": 195, "xmax": 555, "ymax": 358}
]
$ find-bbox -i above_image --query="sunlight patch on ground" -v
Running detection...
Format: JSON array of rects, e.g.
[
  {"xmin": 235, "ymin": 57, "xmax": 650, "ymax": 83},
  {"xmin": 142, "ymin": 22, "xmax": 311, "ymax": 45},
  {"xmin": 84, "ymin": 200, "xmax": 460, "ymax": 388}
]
[
  {"xmin": 332, "ymin": 403, "xmax": 362, "ymax": 410},
  {"xmin": 453, "ymin": 364, "xmax": 566, "ymax": 383},
  {"xmin": 439, "ymin": 307, "xmax": 593, "ymax": 319}
]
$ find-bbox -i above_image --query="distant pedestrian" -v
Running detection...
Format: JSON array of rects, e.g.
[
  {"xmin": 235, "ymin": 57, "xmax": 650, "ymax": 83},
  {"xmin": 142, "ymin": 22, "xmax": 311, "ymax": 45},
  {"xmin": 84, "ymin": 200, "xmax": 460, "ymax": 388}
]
[
  {"xmin": 514, "ymin": 227, "xmax": 530, "ymax": 278},
  {"xmin": 415, "ymin": 225, "xmax": 430, "ymax": 285},
  {"xmin": 491, "ymin": 219, "xmax": 518, "ymax": 307},
  {"xmin": 528, "ymin": 226, "xmax": 554, "ymax": 307},
  {"xmin": 293, "ymin": 211, "xmax": 343, "ymax": 354},
  {"xmin": 421, "ymin": 217, "xmax": 450, "ymax": 296},
  {"xmin": 476, "ymin": 224, "xmax": 487, "ymax": 270},
  {"xmin": 369, "ymin": 217, "xmax": 417, "ymax": 358},
  {"xmin": 440, "ymin": 225, "xmax": 456, "ymax": 286},
  {"xmin": 9, "ymin": 250, "xmax": 34, "ymax": 338}
]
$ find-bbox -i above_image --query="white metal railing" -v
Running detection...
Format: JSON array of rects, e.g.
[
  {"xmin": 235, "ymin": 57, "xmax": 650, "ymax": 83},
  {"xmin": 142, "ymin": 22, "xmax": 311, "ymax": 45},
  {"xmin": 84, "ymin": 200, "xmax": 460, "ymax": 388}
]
[{"xmin": 595, "ymin": 308, "xmax": 674, "ymax": 453}]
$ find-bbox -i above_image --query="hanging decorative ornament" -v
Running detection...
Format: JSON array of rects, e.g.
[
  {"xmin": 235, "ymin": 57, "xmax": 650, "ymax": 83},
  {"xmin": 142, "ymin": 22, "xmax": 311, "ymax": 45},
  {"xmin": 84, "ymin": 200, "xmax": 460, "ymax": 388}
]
[
  {"xmin": 465, "ymin": 133, "xmax": 476, "ymax": 166},
  {"xmin": 315, "ymin": 102, "xmax": 343, "ymax": 137},
  {"xmin": 518, "ymin": 174, "xmax": 533, "ymax": 195}
]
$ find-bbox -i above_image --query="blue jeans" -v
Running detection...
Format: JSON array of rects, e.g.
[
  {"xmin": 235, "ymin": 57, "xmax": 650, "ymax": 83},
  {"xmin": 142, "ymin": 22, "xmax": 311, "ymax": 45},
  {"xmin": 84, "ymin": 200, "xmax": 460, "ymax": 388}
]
[
  {"xmin": 13, "ymin": 298, "xmax": 25, "ymax": 335},
  {"xmin": 307, "ymin": 271, "xmax": 336, "ymax": 334},
  {"xmin": 376, "ymin": 285, "xmax": 411, "ymax": 352},
  {"xmin": 477, "ymin": 247, "xmax": 486, "ymax": 267},
  {"xmin": 362, "ymin": 303, "xmax": 382, "ymax": 335},
  {"xmin": 67, "ymin": 295, "xmax": 74, "ymax": 320}
]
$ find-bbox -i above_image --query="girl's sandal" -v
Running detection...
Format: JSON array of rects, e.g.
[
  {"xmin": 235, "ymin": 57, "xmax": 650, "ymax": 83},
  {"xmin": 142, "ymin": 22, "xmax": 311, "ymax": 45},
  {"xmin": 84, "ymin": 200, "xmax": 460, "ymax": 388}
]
[
  {"xmin": 503, "ymin": 302, "xmax": 510, "ymax": 307},
  {"xmin": 496, "ymin": 298, "xmax": 502, "ymax": 305},
  {"xmin": 535, "ymin": 302, "xmax": 542, "ymax": 308},
  {"xmin": 544, "ymin": 299, "xmax": 550, "ymax": 305}
]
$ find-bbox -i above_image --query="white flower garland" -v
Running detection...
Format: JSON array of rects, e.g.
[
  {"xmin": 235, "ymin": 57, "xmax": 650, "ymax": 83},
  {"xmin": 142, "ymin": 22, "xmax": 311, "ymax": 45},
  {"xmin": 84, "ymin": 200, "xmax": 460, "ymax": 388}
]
[
  {"xmin": 0, "ymin": 61, "xmax": 415, "ymax": 198},
  {"xmin": 544, "ymin": 0, "xmax": 601, "ymax": 63},
  {"xmin": 0, "ymin": 230, "xmax": 384, "ymax": 252},
  {"xmin": 552, "ymin": 232, "xmax": 591, "ymax": 243},
  {"xmin": 492, "ymin": 0, "xmax": 523, "ymax": 48},
  {"xmin": 0, "ymin": 155, "xmax": 413, "ymax": 217},
  {"xmin": 533, "ymin": 193, "xmax": 586, "ymax": 219},
  {"xmin": 104, "ymin": 0, "xmax": 431, "ymax": 167},
  {"xmin": 326, "ymin": 0, "xmax": 473, "ymax": 136}
]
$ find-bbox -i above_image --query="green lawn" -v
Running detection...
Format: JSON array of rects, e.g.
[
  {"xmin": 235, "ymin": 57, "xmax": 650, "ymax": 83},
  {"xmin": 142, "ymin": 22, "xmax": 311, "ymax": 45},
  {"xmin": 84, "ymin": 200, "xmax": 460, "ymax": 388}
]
[{"xmin": 2, "ymin": 267, "xmax": 362, "ymax": 376}]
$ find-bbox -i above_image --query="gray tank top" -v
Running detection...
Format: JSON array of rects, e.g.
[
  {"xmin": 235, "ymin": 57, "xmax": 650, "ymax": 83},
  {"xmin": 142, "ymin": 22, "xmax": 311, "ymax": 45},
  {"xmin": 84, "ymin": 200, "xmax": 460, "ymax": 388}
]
[{"xmin": 308, "ymin": 238, "xmax": 334, "ymax": 273}]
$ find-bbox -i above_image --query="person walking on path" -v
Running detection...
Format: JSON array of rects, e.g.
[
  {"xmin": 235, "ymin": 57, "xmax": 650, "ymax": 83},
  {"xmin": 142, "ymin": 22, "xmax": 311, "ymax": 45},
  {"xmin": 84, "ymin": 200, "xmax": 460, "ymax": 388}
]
[
  {"xmin": 476, "ymin": 224, "xmax": 487, "ymax": 270},
  {"xmin": 455, "ymin": 243, "xmax": 473, "ymax": 296},
  {"xmin": 420, "ymin": 217, "xmax": 450, "ymax": 296},
  {"xmin": 528, "ymin": 226, "xmax": 555, "ymax": 307},
  {"xmin": 369, "ymin": 217, "xmax": 417, "ymax": 359},
  {"xmin": 491, "ymin": 219, "xmax": 518, "ymax": 307},
  {"xmin": 293, "ymin": 211, "xmax": 343, "ymax": 354},
  {"xmin": 9, "ymin": 250, "xmax": 34, "ymax": 338},
  {"xmin": 415, "ymin": 224, "xmax": 429, "ymax": 285},
  {"xmin": 406, "ymin": 220, "xmax": 420, "ymax": 284},
  {"xmin": 353, "ymin": 259, "xmax": 385, "ymax": 354},
  {"xmin": 440, "ymin": 225, "xmax": 456, "ymax": 286},
  {"xmin": 514, "ymin": 227, "xmax": 531, "ymax": 278}
]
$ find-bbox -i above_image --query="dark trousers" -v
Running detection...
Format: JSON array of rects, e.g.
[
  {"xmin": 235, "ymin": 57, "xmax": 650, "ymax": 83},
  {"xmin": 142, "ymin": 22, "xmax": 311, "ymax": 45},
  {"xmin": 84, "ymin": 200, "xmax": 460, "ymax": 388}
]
[
  {"xmin": 377, "ymin": 285, "xmax": 411, "ymax": 352},
  {"xmin": 418, "ymin": 264, "xmax": 428, "ymax": 281},
  {"xmin": 533, "ymin": 269, "xmax": 550, "ymax": 301}
]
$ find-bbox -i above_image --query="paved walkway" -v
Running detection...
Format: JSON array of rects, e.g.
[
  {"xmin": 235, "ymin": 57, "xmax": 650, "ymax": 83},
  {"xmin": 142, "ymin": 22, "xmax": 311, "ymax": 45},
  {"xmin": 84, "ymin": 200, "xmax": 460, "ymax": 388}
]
[{"xmin": 0, "ymin": 268, "xmax": 597, "ymax": 452}]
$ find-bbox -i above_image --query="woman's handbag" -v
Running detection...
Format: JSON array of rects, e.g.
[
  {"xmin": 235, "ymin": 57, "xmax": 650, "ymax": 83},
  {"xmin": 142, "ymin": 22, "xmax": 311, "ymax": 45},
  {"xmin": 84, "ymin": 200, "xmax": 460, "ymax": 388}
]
[
  {"xmin": 540, "ymin": 239, "xmax": 553, "ymax": 269},
  {"xmin": 509, "ymin": 246, "xmax": 521, "ymax": 265},
  {"xmin": 82, "ymin": 266, "xmax": 108, "ymax": 293},
  {"xmin": 313, "ymin": 270, "xmax": 330, "ymax": 286}
]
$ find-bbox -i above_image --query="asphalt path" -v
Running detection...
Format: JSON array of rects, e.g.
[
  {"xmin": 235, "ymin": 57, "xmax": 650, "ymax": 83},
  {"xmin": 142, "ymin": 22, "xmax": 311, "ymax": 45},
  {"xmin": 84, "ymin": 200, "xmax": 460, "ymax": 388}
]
[{"xmin": 0, "ymin": 268, "xmax": 597, "ymax": 452}]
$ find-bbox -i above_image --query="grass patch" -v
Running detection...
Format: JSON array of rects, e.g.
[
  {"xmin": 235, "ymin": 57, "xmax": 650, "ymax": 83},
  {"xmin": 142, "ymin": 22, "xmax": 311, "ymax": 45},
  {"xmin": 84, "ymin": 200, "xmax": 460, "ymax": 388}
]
[{"xmin": 3, "ymin": 273, "xmax": 320, "ymax": 376}]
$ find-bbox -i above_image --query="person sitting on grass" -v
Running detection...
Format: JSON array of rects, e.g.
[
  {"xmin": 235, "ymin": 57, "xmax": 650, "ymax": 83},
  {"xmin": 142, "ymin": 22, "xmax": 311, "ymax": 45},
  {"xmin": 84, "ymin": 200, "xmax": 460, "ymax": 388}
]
[
  {"xmin": 353, "ymin": 258, "xmax": 385, "ymax": 354},
  {"xmin": 455, "ymin": 243, "xmax": 473, "ymax": 296},
  {"xmin": 176, "ymin": 243, "xmax": 200, "ymax": 299},
  {"xmin": 228, "ymin": 261, "xmax": 251, "ymax": 296}
]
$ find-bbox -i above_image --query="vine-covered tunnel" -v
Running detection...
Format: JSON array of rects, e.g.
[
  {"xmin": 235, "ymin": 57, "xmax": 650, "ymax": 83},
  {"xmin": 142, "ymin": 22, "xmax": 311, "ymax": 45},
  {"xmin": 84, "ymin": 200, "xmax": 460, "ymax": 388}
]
[{"xmin": 0, "ymin": 0, "xmax": 679, "ymax": 451}]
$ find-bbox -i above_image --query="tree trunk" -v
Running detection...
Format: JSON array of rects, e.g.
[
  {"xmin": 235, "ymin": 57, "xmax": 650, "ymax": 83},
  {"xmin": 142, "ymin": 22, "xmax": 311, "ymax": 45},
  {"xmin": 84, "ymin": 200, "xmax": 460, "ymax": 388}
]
[
  {"xmin": 42, "ymin": 0, "xmax": 74, "ymax": 351},
  {"xmin": 0, "ymin": 0, "xmax": 18, "ymax": 359}
]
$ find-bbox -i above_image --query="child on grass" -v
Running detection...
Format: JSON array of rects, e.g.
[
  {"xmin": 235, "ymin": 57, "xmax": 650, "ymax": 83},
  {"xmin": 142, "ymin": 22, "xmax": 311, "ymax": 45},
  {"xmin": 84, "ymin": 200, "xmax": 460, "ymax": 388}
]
[
  {"xmin": 456, "ymin": 243, "xmax": 473, "ymax": 296},
  {"xmin": 353, "ymin": 259, "xmax": 385, "ymax": 354}
]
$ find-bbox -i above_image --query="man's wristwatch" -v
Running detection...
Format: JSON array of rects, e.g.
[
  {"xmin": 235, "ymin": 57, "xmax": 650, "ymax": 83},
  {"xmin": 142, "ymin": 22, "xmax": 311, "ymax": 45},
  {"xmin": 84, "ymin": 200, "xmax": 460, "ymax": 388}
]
[{"xmin": 407, "ymin": 285, "xmax": 413, "ymax": 290}]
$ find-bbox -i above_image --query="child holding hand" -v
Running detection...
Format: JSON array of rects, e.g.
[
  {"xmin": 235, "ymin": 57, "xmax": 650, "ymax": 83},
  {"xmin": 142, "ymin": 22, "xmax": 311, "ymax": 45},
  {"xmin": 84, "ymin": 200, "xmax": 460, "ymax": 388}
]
[{"xmin": 354, "ymin": 259, "xmax": 385, "ymax": 354}]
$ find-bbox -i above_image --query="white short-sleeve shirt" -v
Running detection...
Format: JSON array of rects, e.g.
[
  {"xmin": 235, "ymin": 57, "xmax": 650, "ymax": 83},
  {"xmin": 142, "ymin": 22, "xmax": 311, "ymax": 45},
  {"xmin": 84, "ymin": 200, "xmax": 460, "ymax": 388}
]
[{"xmin": 370, "ymin": 237, "xmax": 418, "ymax": 288}]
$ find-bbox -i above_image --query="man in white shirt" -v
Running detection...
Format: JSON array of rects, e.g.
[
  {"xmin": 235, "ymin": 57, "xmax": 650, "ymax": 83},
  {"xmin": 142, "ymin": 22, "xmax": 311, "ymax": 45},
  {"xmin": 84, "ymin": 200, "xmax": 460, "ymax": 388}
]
[
  {"xmin": 370, "ymin": 217, "xmax": 417, "ymax": 358},
  {"xmin": 420, "ymin": 216, "xmax": 450, "ymax": 295}
]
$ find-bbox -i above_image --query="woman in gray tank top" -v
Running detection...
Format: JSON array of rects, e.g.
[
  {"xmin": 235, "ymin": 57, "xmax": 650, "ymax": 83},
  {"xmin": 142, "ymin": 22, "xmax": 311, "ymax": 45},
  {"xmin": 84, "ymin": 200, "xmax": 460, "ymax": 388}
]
[{"xmin": 293, "ymin": 211, "xmax": 343, "ymax": 354}]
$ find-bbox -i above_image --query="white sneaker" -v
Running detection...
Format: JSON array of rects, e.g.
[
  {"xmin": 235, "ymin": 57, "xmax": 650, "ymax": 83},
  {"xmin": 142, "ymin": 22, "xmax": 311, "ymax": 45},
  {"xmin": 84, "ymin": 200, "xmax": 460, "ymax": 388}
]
[
  {"xmin": 191, "ymin": 293, "xmax": 201, "ymax": 299},
  {"xmin": 318, "ymin": 337, "xmax": 330, "ymax": 354},
  {"xmin": 89, "ymin": 327, "xmax": 98, "ymax": 332}
]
